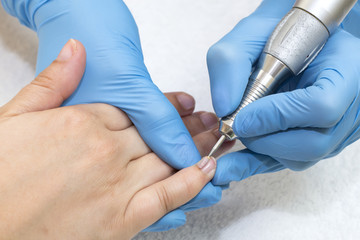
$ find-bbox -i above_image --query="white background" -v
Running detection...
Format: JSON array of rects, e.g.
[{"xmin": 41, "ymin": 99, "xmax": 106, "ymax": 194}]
[{"xmin": 1, "ymin": 1, "xmax": 360, "ymax": 239}]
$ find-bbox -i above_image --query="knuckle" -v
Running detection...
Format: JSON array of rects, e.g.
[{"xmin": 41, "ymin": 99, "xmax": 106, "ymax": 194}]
[
  {"xmin": 207, "ymin": 42, "xmax": 238, "ymax": 64},
  {"xmin": 61, "ymin": 107, "xmax": 95, "ymax": 128},
  {"xmin": 180, "ymin": 168, "xmax": 208, "ymax": 199},
  {"xmin": 78, "ymin": 135, "xmax": 117, "ymax": 170},
  {"xmin": 93, "ymin": 135, "xmax": 117, "ymax": 159},
  {"xmin": 32, "ymin": 73, "xmax": 64, "ymax": 103},
  {"xmin": 306, "ymin": 136, "xmax": 332, "ymax": 161},
  {"xmin": 313, "ymin": 95, "xmax": 342, "ymax": 127},
  {"xmin": 35, "ymin": 70, "xmax": 56, "ymax": 87},
  {"xmin": 156, "ymin": 185, "xmax": 173, "ymax": 213},
  {"xmin": 182, "ymin": 174, "xmax": 197, "ymax": 197}
]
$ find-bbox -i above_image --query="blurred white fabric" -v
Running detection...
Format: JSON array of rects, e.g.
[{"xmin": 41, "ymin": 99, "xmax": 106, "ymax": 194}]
[{"xmin": 1, "ymin": 1, "xmax": 360, "ymax": 239}]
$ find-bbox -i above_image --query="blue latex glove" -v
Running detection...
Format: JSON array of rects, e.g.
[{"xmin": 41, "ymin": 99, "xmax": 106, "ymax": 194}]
[
  {"xmin": 207, "ymin": 0, "xmax": 360, "ymax": 185},
  {"xmin": 1, "ymin": 0, "xmax": 222, "ymax": 231},
  {"xmin": 342, "ymin": 2, "xmax": 360, "ymax": 38}
]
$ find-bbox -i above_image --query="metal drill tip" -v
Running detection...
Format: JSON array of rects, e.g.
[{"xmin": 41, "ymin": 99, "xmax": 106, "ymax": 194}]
[{"xmin": 208, "ymin": 135, "xmax": 226, "ymax": 158}]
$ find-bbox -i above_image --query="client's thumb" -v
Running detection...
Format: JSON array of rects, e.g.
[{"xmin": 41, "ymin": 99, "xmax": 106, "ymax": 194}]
[{"xmin": 1, "ymin": 39, "xmax": 86, "ymax": 117}]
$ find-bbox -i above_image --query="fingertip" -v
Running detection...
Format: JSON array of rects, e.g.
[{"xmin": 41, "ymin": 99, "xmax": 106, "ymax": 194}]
[
  {"xmin": 55, "ymin": 39, "xmax": 86, "ymax": 64},
  {"xmin": 51, "ymin": 39, "xmax": 87, "ymax": 101},
  {"xmin": 55, "ymin": 39, "xmax": 77, "ymax": 62},
  {"xmin": 67, "ymin": 39, "xmax": 87, "ymax": 75},
  {"xmin": 212, "ymin": 91, "xmax": 236, "ymax": 118},
  {"xmin": 163, "ymin": 158, "xmax": 217, "ymax": 210},
  {"xmin": 164, "ymin": 92, "xmax": 195, "ymax": 117},
  {"xmin": 233, "ymin": 106, "xmax": 255, "ymax": 138},
  {"xmin": 197, "ymin": 156, "xmax": 217, "ymax": 179},
  {"xmin": 212, "ymin": 150, "xmax": 283, "ymax": 185},
  {"xmin": 232, "ymin": 93, "xmax": 288, "ymax": 138},
  {"xmin": 1, "ymin": 39, "xmax": 88, "ymax": 116},
  {"xmin": 212, "ymin": 151, "xmax": 253, "ymax": 185},
  {"xmin": 199, "ymin": 112, "xmax": 219, "ymax": 130},
  {"xmin": 73, "ymin": 39, "xmax": 87, "ymax": 65},
  {"xmin": 160, "ymin": 132, "xmax": 201, "ymax": 169},
  {"xmin": 212, "ymin": 155, "xmax": 234, "ymax": 185},
  {"xmin": 132, "ymin": 88, "xmax": 202, "ymax": 169},
  {"xmin": 73, "ymin": 39, "xmax": 86, "ymax": 55},
  {"xmin": 176, "ymin": 92, "xmax": 196, "ymax": 112}
]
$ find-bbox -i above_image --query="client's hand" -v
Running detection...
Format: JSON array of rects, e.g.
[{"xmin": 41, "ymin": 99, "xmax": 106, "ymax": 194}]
[
  {"xmin": 0, "ymin": 40, "xmax": 224, "ymax": 240},
  {"xmin": 1, "ymin": 0, "xmax": 230, "ymax": 230}
]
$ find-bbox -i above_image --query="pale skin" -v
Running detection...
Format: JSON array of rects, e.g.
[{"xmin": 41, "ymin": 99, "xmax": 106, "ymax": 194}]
[{"xmin": 0, "ymin": 40, "xmax": 234, "ymax": 239}]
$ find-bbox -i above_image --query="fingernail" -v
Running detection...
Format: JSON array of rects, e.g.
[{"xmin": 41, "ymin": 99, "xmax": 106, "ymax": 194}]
[
  {"xmin": 57, "ymin": 39, "xmax": 77, "ymax": 61},
  {"xmin": 176, "ymin": 94, "xmax": 195, "ymax": 111},
  {"xmin": 200, "ymin": 113, "xmax": 219, "ymax": 130},
  {"xmin": 197, "ymin": 156, "xmax": 216, "ymax": 176}
]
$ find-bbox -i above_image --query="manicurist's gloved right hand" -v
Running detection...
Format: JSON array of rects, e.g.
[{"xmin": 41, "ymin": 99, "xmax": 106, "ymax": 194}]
[
  {"xmin": 1, "ymin": 0, "xmax": 229, "ymax": 231},
  {"xmin": 207, "ymin": 0, "xmax": 360, "ymax": 185}
]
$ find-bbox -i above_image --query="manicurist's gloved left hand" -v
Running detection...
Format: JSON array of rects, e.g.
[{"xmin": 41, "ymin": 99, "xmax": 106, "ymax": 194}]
[
  {"xmin": 1, "ymin": 0, "xmax": 225, "ymax": 231},
  {"xmin": 207, "ymin": 0, "xmax": 360, "ymax": 185}
]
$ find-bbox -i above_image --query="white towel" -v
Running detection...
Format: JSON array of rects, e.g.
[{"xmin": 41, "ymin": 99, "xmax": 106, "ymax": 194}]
[{"xmin": 1, "ymin": 1, "xmax": 359, "ymax": 239}]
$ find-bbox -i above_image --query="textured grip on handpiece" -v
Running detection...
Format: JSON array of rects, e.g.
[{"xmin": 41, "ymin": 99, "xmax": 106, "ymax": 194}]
[
  {"xmin": 295, "ymin": 0, "xmax": 358, "ymax": 33},
  {"xmin": 265, "ymin": 8, "xmax": 329, "ymax": 75}
]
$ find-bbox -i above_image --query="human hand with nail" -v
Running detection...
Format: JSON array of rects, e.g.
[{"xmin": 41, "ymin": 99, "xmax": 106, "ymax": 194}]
[
  {"xmin": 0, "ymin": 1, "xmax": 228, "ymax": 230},
  {"xmin": 0, "ymin": 40, "xmax": 230, "ymax": 239}
]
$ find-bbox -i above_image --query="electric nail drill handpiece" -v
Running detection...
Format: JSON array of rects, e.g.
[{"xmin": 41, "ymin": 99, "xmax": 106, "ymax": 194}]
[{"xmin": 209, "ymin": 0, "xmax": 357, "ymax": 157}]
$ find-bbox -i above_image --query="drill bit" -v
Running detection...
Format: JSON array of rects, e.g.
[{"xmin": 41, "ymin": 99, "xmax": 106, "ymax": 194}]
[{"xmin": 208, "ymin": 135, "xmax": 226, "ymax": 158}]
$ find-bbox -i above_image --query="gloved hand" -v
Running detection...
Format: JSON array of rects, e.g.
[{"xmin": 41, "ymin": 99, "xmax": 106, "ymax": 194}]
[
  {"xmin": 1, "ymin": 0, "xmax": 223, "ymax": 231},
  {"xmin": 342, "ymin": 1, "xmax": 360, "ymax": 38},
  {"xmin": 207, "ymin": 0, "xmax": 360, "ymax": 185}
]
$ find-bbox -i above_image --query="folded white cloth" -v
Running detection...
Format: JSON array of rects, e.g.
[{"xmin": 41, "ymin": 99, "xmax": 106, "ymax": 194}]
[{"xmin": 1, "ymin": 1, "xmax": 359, "ymax": 239}]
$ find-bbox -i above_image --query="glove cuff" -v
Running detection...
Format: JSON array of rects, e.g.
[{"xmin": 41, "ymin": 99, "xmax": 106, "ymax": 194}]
[{"xmin": 1, "ymin": 0, "xmax": 48, "ymax": 30}]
